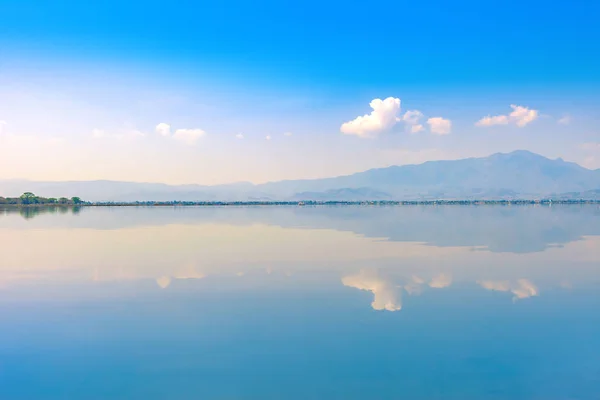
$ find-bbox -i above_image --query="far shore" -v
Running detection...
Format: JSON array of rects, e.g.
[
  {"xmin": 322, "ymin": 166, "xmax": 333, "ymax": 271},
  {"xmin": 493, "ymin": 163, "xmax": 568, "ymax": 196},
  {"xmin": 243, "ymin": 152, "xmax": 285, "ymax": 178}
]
[{"xmin": 2, "ymin": 199, "xmax": 599, "ymax": 207}]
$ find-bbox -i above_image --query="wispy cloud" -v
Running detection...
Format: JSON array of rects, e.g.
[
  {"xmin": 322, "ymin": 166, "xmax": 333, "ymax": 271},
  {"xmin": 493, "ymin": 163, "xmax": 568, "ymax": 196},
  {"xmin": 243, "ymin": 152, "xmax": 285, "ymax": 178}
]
[
  {"xmin": 402, "ymin": 110, "xmax": 425, "ymax": 133},
  {"xmin": 173, "ymin": 128, "xmax": 205, "ymax": 145},
  {"xmin": 557, "ymin": 115, "xmax": 571, "ymax": 125},
  {"xmin": 235, "ymin": 133, "xmax": 244, "ymax": 139},
  {"xmin": 476, "ymin": 105, "xmax": 539, "ymax": 128},
  {"xmin": 283, "ymin": 132, "xmax": 293, "ymax": 136},
  {"xmin": 155, "ymin": 123, "xmax": 205, "ymax": 145}
]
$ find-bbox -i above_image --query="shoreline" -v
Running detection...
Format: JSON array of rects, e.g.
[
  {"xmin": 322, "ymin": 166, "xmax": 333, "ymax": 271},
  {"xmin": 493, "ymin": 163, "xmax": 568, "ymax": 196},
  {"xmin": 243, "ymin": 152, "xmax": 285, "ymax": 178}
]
[{"xmin": 1, "ymin": 199, "xmax": 599, "ymax": 207}]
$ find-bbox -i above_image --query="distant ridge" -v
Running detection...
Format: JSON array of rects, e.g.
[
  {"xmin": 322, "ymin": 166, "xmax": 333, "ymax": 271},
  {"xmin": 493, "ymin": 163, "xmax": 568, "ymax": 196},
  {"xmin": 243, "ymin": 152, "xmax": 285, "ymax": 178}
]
[{"xmin": 1, "ymin": 151, "xmax": 599, "ymax": 201}]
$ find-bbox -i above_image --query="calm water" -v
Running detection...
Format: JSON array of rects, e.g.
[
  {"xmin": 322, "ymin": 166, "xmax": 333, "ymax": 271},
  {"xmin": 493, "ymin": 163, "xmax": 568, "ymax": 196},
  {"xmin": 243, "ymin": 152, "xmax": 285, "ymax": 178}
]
[{"xmin": 1, "ymin": 205, "xmax": 599, "ymax": 399}]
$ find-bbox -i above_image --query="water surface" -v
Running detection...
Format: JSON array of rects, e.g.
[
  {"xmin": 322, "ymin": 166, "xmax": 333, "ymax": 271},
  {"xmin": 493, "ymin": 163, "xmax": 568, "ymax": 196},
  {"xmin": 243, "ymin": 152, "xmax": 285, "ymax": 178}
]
[{"xmin": 1, "ymin": 205, "xmax": 599, "ymax": 399}]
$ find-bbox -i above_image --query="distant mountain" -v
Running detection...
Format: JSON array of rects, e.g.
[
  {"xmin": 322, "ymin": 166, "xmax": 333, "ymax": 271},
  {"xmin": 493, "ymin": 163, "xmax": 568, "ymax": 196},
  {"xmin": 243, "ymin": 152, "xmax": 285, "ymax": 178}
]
[
  {"xmin": 1, "ymin": 151, "xmax": 599, "ymax": 201},
  {"xmin": 290, "ymin": 188, "xmax": 392, "ymax": 201}
]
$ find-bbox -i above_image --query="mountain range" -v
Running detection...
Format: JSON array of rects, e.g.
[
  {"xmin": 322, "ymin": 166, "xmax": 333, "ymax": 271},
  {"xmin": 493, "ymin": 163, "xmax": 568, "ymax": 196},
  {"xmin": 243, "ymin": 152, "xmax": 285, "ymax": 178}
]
[{"xmin": 1, "ymin": 150, "xmax": 599, "ymax": 201}]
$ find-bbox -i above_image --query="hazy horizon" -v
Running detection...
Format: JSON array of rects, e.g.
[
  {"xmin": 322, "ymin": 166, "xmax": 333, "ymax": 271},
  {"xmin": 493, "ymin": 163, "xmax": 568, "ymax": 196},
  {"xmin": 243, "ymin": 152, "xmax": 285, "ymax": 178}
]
[{"xmin": 1, "ymin": 150, "xmax": 598, "ymax": 187}]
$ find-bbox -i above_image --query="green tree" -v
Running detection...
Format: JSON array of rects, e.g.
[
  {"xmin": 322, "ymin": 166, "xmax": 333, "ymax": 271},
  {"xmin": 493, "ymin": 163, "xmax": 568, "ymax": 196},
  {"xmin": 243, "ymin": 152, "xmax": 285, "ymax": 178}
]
[
  {"xmin": 20, "ymin": 192, "xmax": 37, "ymax": 205},
  {"xmin": 71, "ymin": 197, "xmax": 83, "ymax": 204}
]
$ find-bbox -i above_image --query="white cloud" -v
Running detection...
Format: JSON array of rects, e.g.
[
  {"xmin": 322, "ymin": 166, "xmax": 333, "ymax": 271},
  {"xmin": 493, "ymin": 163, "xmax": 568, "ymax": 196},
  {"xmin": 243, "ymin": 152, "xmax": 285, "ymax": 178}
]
[
  {"xmin": 402, "ymin": 110, "xmax": 425, "ymax": 133},
  {"xmin": 427, "ymin": 117, "xmax": 452, "ymax": 135},
  {"xmin": 429, "ymin": 273, "xmax": 452, "ymax": 288},
  {"xmin": 155, "ymin": 122, "xmax": 171, "ymax": 137},
  {"xmin": 341, "ymin": 97, "xmax": 401, "ymax": 138},
  {"xmin": 402, "ymin": 110, "xmax": 423, "ymax": 125},
  {"xmin": 557, "ymin": 115, "xmax": 571, "ymax": 125},
  {"xmin": 265, "ymin": 135, "xmax": 271, "ymax": 140},
  {"xmin": 342, "ymin": 270, "xmax": 401, "ymax": 311},
  {"xmin": 510, "ymin": 105, "xmax": 539, "ymax": 127},
  {"xmin": 235, "ymin": 133, "xmax": 244, "ymax": 139},
  {"xmin": 476, "ymin": 105, "xmax": 539, "ymax": 128},
  {"xmin": 173, "ymin": 128, "xmax": 205, "ymax": 145},
  {"xmin": 478, "ymin": 278, "xmax": 539, "ymax": 301},
  {"xmin": 476, "ymin": 115, "xmax": 509, "ymax": 127},
  {"xmin": 0, "ymin": 120, "xmax": 6, "ymax": 135},
  {"xmin": 283, "ymin": 132, "xmax": 293, "ymax": 136}
]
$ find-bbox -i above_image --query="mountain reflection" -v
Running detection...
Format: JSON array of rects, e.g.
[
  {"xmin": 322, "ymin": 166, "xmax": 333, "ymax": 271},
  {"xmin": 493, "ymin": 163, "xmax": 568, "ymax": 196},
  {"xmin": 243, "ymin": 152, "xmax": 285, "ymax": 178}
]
[
  {"xmin": 0, "ymin": 207, "xmax": 597, "ymax": 313},
  {"xmin": 2, "ymin": 205, "xmax": 598, "ymax": 254}
]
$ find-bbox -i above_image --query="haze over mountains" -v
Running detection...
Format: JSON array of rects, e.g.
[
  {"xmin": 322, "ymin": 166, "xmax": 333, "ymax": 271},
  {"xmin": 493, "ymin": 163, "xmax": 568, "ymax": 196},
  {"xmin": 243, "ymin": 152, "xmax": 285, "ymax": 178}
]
[{"xmin": 2, "ymin": 151, "xmax": 599, "ymax": 201}]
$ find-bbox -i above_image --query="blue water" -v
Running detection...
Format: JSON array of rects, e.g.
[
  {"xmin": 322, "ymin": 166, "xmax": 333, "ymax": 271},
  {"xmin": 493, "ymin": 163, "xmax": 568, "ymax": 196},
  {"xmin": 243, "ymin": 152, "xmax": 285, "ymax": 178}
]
[{"xmin": 0, "ymin": 205, "xmax": 599, "ymax": 399}]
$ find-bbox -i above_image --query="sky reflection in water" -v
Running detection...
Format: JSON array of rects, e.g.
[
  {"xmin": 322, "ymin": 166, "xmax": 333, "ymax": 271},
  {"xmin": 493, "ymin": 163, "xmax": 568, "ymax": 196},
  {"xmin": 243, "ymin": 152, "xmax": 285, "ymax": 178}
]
[{"xmin": 0, "ymin": 205, "xmax": 599, "ymax": 399}]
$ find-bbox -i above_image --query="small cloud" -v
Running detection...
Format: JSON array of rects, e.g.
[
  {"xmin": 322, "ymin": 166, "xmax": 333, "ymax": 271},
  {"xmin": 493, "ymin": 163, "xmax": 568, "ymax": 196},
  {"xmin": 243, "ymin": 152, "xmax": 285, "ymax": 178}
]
[
  {"xmin": 265, "ymin": 135, "xmax": 271, "ymax": 140},
  {"xmin": 91, "ymin": 128, "xmax": 106, "ymax": 138},
  {"xmin": 557, "ymin": 115, "xmax": 571, "ymax": 125},
  {"xmin": 476, "ymin": 115, "xmax": 509, "ymax": 127},
  {"xmin": 155, "ymin": 122, "xmax": 171, "ymax": 137},
  {"xmin": 427, "ymin": 117, "xmax": 452, "ymax": 135},
  {"xmin": 0, "ymin": 120, "xmax": 6, "ymax": 135},
  {"xmin": 235, "ymin": 133, "xmax": 244, "ymax": 139},
  {"xmin": 429, "ymin": 273, "xmax": 452, "ymax": 288},
  {"xmin": 341, "ymin": 97, "xmax": 401, "ymax": 138},
  {"xmin": 283, "ymin": 132, "xmax": 293, "ymax": 136},
  {"xmin": 476, "ymin": 105, "xmax": 539, "ymax": 128},
  {"xmin": 402, "ymin": 110, "xmax": 423, "ymax": 125},
  {"xmin": 173, "ymin": 128, "xmax": 205, "ymax": 145},
  {"xmin": 402, "ymin": 110, "xmax": 425, "ymax": 133}
]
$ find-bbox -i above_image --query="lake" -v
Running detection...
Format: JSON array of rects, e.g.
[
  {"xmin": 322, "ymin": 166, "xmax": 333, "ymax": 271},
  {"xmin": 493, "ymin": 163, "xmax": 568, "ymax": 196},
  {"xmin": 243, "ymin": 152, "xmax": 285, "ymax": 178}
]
[{"xmin": 1, "ymin": 205, "xmax": 599, "ymax": 399}]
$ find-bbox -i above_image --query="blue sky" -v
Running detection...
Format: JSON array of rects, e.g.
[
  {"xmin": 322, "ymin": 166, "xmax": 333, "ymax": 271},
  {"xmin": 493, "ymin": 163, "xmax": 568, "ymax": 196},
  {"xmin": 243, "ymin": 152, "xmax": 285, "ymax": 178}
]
[{"xmin": 0, "ymin": 0, "xmax": 599, "ymax": 184}]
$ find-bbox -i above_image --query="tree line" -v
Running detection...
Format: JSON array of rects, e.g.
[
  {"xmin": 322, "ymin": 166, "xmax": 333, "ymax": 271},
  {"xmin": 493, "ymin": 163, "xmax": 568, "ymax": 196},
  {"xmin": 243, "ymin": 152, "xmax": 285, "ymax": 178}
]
[{"xmin": 0, "ymin": 192, "xmax": 85, "ymax": 205}]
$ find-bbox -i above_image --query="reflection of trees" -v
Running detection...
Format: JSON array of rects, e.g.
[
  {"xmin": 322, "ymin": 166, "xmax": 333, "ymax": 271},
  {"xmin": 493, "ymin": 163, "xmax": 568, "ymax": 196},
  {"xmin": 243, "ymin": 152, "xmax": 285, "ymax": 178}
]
[{"xmin": 0, "ymin": 206, "xmax": 82, "ymax": 219}]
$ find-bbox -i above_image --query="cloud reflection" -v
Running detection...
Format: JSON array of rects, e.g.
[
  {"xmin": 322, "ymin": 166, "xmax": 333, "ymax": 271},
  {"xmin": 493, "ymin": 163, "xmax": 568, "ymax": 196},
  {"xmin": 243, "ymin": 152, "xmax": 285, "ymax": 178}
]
[
  {"xmin": 342, "ymin": 270, "xmax": 402, "ymax": 311},
  {"xmin": 429, "ymin": 273, "xmax": 453, "ymax": 288},
  {"xmin": 478, "ymin": 279, "xmax": 539, "ymax": 301}
]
